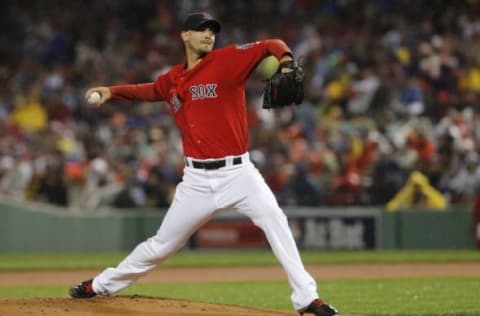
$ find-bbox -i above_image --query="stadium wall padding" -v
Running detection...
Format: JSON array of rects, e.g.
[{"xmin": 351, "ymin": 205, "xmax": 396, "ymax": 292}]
[
  {"xmin": 0, "ymin": 199, "xmax": 474, "ymax": 252},
  {"xmin": 385, "ymin": 210, "xmax": 474, "ymax": 249}
]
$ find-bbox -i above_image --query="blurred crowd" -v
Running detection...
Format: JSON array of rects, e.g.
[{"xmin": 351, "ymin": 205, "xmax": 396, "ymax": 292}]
[{"xmin": 1, "ymin": 0, "xmax": 480, "ymax": 210}]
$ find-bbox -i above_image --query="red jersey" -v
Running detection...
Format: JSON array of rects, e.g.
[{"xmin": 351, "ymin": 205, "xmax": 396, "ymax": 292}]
[{"xmin": 110, "ymin": 39, "xmax": 291, "ymax": 159}]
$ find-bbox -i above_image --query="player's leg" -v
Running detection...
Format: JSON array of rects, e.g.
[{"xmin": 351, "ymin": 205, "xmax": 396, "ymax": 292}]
[
  {"xmin": 231, "ymin": 163, "xmax": 320, "ymax": 311},
  {"xmin": 90, "ymin": 169, "xmax": 217, "ymax": 296}
]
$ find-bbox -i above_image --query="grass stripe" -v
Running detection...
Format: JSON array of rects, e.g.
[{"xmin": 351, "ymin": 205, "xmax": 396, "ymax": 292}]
[{"xmin": 1, "ymin": 250, "xmax": 479, "ymax": 271}]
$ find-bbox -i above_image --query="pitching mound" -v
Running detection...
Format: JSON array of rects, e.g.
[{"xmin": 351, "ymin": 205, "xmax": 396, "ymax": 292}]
[{"xmin": 0, "ymin": 295, "xmax": 297, "ymax": 316}]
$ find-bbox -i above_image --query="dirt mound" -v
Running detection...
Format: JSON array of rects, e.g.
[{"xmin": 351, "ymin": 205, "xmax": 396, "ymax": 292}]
[{"xmin": 0, "ymin": 295, "xmax": 297, "ymax": 316}]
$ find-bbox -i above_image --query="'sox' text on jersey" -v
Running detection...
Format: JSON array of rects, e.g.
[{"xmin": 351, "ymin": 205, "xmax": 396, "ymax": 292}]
[{"xmin": 189, "ymin": 83, "xmax": 218, "ymax": 100}]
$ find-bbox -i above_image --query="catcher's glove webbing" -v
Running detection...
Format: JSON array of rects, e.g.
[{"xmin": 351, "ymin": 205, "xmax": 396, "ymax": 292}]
[{"xmin": 262, "ymin": 60, "xmax": 304, "ymax": 109}]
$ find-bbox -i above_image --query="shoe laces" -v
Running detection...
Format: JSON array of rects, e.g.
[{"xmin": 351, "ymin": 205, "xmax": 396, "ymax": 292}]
[
  {"xmin": 81, "ymin": 280, "xmax": 94, "ymax": 294},
  {"xmin": 310, "ymin": 299, "xmax": 326, "ymax": 307}
]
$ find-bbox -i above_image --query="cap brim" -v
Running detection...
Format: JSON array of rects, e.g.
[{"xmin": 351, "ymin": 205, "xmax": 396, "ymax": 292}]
[{"xmin": 194, "ymin": 20, "xmax": 221, "ymax": 33}]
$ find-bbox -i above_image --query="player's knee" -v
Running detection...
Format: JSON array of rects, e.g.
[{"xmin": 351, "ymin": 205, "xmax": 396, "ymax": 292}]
[
  {"xmin": 262, "ymin": 203, "xmax": 285, "ymax": 218},
  {"xmin": 251, "ymin": 206, "xmax": 287, "ymax": 227}
]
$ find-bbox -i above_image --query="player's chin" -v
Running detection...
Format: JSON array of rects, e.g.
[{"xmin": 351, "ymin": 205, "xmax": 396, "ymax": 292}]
[{"xmin": 200, "ymin": 44, "xmax": 214, "ymax": 52}]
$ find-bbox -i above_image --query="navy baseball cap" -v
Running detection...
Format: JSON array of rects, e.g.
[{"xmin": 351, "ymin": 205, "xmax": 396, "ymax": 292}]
[{"xmin": 181, "ymin": 12, "xmax": 221, "ymax": 33}]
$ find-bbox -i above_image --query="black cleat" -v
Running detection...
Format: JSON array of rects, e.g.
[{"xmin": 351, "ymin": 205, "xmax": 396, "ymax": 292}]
[
  {"xmin": 299, "ymin": 299, "xmax": 338, "ymax": 316},
  {"xmin": 69, "ymin": 279, "xmax": 96, "ymax": 298}
]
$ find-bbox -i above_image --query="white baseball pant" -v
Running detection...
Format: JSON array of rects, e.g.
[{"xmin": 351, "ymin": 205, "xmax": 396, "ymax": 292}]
[{"xmin": 92, "ymin": 152, "xmax": 319, "ymax": 310}]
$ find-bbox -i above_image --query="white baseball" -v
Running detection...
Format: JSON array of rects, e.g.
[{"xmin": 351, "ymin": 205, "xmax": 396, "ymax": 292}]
[{"xmin": 88, "ymin": 92, "xmax": 102, "ymax": 104}]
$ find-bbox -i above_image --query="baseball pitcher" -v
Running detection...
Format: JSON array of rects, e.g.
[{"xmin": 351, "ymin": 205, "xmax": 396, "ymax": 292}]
[{"xmin": 70, "ymin": 12, "xmax": 338, "ymax": 316}]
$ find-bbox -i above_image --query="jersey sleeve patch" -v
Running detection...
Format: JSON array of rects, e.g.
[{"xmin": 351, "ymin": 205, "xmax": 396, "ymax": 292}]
[{"xmin": 235, "ymin": 41, "xmax": 260, "ymax": 50}]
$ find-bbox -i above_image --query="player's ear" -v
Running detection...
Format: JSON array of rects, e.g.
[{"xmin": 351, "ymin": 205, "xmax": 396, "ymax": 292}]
[{"xmin": 180, "ymin": 31, "xmax": 189, "ymax": 43}]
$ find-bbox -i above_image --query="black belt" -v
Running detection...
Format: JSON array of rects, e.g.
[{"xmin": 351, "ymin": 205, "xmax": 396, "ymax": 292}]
[{"xmin": 187, "ymin": 157, "xmax": 242, "ymax": 170}]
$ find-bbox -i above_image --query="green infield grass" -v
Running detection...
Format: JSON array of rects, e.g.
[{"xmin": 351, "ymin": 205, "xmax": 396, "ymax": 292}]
[
  {"xmin": 0, "ymin": 278, "xmax": 479, "ymax": 315},
  {"xmin": 1, "ymin": 250, "xmax": 480, "ymax": 271}
]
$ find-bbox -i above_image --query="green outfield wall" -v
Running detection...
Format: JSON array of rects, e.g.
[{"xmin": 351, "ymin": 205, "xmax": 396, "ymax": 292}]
[
  {"xmin": 0, "ymin": 199, "xmax": 475, "ymax": 252},
  {"xmin": 0, "ymin": 200, "xmax": 164, "ymax": 252},
  {"xmin": 384, "ymin": 210, "xmax": 474, "ymax": 249}
]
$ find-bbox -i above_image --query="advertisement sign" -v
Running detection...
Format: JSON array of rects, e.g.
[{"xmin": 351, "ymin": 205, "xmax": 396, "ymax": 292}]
[
  {"xmin": 191, "ymin": 209, "xmax": 380, "ymax": 250},
  {"xmin": 192, "ymin": 220, "xmax": 268, "ymax": 248},
  {"xmin": 294, "ymin": 216, "xmax": 378, "ymax": 250}
]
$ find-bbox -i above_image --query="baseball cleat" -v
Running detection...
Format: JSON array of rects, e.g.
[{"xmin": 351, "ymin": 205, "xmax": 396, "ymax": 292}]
[
  {"xmin": 69, "ymin": 279, "xmax": 96, "ymax": 298},
  {"xmin": 299, "ymin": 299, "xmax": 338, "ymax": 316}
]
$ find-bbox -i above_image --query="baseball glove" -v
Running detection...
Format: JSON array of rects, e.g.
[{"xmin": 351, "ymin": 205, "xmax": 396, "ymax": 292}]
[{"xmin": 262, "ymin": 60, "xmax": 304, "ymax": 109}]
